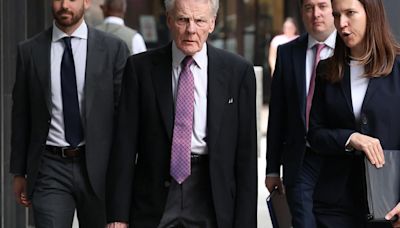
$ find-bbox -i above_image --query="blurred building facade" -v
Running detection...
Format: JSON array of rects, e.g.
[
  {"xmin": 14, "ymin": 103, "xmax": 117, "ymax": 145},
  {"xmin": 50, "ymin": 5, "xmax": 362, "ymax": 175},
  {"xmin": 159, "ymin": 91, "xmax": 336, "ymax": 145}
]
[{"xmin": 1, "ymin": 0, "xmax": 399, "ymax": 227}]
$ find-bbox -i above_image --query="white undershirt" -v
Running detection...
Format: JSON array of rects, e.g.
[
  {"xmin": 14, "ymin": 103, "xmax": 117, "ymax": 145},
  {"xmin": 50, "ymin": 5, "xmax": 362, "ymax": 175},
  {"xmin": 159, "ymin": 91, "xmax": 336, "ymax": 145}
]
[{"xmin": 350, "ymin": 60, "xmax": 369, "ymax": 121}]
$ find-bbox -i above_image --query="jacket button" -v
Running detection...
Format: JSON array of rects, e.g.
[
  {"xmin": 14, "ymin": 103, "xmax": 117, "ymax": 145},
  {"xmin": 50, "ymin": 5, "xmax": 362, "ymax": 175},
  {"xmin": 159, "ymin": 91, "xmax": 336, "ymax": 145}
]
[
  {"xmin": 164, "ymin": 181, "xmax": 170, "ymax": 188},
  {"xmin": 362, "ymin": 116, "xmax": 368, "ymax": 125}
]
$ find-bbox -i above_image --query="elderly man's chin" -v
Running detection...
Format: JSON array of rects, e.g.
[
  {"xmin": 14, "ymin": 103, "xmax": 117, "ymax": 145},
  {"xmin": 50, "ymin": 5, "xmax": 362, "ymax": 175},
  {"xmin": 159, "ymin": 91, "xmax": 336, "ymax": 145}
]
[{"xmin": 178, "ymin": 42, "xmax": 203, "ymax": 56}]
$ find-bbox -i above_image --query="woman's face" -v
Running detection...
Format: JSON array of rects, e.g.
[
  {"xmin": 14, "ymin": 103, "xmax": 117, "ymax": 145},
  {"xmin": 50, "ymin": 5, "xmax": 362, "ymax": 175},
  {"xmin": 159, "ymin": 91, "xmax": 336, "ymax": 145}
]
[{"xmin": 332, "ymin": 0, "xmax": 367, "ymax": 58}]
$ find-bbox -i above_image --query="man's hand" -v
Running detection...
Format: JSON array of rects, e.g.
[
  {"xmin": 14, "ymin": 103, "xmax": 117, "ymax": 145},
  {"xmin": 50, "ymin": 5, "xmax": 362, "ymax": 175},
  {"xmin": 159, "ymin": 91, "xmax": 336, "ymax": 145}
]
[
  {"xmin": 348, "ymin": 132, "xmax": 385, "ymax": 168},
  {"xmin": 13, "ymin": 175, "xmax": 31, "ymax": 207},
  {"xmin": 265, "ymin": 176, "xmax": 284, "ymax": 194},
  {"xmin": 106, "ymin": 222, "xmax": 128, "ymax": 228}
]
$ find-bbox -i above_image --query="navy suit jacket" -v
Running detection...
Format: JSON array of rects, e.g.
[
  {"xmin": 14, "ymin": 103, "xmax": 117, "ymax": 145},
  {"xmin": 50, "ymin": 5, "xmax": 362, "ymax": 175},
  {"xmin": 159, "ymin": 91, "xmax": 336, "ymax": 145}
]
[
  {"xmin": 308, "ymin": 56, "xmax": 400, "ymax": 208},
  {"xmin": 106, "ymin": 43, "xmax": 258, "ymax": 228},
  {"xmin": 266, "ymin": 34, "xmax": 310, "ymax": 186}
]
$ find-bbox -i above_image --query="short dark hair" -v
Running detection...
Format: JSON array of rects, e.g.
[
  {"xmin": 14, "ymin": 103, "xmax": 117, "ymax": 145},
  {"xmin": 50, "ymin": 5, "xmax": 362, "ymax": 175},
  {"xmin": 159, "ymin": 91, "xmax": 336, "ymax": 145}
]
[{"xmin": 103, "ymin": 0, "xmax": 127, "ymax": 13}]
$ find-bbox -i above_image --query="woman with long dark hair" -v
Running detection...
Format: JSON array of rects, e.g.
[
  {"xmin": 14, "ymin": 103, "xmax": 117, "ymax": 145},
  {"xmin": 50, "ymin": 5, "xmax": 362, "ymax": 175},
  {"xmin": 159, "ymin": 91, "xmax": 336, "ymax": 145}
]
[{"xmin": 308, "ymin": 0, "xmax": 400, "ymax": 227}]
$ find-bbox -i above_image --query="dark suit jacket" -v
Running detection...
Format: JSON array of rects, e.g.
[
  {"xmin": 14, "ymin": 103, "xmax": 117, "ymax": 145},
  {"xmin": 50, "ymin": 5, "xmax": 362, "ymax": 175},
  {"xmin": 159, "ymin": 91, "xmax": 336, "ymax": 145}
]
[
  {"xmin": 106, "ymin": 43, "xmax": 258, "ymax": 228},
  {"xmin": 10, "ymin": 26, "xmax": 129, "ymax": 200},
  {"xmin": 266, "ymin": 34, "xmax": 310, "ymax": 186},
  {"xmin": 308, "ymin": 56, "xmax": 400, "ymax": 211}
]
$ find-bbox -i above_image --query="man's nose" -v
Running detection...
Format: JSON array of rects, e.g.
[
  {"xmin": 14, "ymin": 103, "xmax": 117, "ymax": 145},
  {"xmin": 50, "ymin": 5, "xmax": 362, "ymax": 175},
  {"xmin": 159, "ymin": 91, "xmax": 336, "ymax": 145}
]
[{"xmin": 186, "ymin": 20, "xmax": 197, "ymax": 33}]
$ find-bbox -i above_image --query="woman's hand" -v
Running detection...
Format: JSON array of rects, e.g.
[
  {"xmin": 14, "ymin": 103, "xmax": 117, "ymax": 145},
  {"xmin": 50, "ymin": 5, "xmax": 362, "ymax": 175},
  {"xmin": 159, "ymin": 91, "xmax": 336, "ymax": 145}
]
[
  {"xmin": 348, "ymin": 132, "xmax": 385, "ymax": 168},
  {"xmin": 386, "ymin": 202, "xmax": 400, "ymax": 227}
]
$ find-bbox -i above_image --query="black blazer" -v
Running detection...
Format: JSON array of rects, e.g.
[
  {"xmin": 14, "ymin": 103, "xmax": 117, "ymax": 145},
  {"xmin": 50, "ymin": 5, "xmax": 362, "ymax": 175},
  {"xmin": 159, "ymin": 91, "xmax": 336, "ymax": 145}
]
[
  {"xmin": 106, "ymin": 43, "xmax": 258, "ymax": 228},
  {"xmin": 266, "ymin": 34, "xmax": 310, "ymax": 186},
  {"xmin": 10, "ymin": 26, "xmax": 129, "ymax": 200},
  {"xmin": 308, "ymin": 56, "xmax": 400, "ymax": 207}
]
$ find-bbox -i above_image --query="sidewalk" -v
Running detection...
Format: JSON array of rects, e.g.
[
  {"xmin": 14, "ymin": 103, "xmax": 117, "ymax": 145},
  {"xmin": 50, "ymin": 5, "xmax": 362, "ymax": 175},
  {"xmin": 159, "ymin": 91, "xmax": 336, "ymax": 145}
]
[{"xmin": 258, "ymin": 105, "xmax": 273, "ymax": 228}]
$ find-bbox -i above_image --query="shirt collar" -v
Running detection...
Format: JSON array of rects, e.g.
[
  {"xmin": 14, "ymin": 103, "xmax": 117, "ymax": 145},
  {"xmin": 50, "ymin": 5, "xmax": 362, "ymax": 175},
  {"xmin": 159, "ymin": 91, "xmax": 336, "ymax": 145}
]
[
  {"xmin": 307, "ymin": 30, "xmax": 337, "ymax": 50},
  {"xmin": 52, "ymin": 20, "xmax": 88, "ymax": 42},
  {"xmin": 172, "ymin": 41, "xmax": 208, "ymax": 70},
  {"xmin": 103, "ymin": 16, "xmax": 124, "ymax": 25}
]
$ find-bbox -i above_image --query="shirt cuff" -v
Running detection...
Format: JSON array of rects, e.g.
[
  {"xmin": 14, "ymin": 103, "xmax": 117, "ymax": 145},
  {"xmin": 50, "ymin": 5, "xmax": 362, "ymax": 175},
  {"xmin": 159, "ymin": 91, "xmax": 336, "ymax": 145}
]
[{"xmin": 266, "ymin": 173, "xmax": 280, "ymax": 177}]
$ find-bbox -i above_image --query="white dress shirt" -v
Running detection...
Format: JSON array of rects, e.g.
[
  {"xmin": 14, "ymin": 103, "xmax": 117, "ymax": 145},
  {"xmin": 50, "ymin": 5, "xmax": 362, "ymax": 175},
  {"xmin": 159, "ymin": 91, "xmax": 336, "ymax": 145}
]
[
  {"xmin": 46, "ymin": 21, "xmax": 87, "ymax": 147},
  {"xmin": 305, "ymin": 31, "xmax": 337, "ymax": 94},
  {"xmin": 103, "ymin": 16, "xmax": 147, "ymax": 55},
  {"xmin": 171, "ymin": 42, "xmax": 208, "ymax": 154}
]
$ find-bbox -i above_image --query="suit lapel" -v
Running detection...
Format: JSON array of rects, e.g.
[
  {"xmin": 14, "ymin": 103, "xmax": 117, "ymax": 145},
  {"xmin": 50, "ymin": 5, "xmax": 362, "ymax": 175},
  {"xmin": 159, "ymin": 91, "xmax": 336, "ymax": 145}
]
[
  {"xmin": 32, "ymin": 28, "xmax": 52, "ymax": 113},
  {"xmin": 341, "ymin": 63, "xmax": 354, "ymax": 114},
  {"xmin": 293, "ymin": 34, "xmax": 308, "ymax": 125},
  {"xmin": 361, "ymin": 75, "xmax": 380, "ymax": 111},
  {"xmin": 207, "ymin": 45, "xmax": 229, "ymax": 154},
  {"xmin": 152, "ymin": 44, "xmax": 174, "ymax": 141},
  {"xmin": 85, "ymin": 27, "xmax": 106, "ymax": 118}
]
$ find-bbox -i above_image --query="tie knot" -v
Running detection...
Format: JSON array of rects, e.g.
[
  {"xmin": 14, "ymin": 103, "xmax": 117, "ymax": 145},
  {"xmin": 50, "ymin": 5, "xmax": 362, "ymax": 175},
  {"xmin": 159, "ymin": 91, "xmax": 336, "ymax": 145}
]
[
  {"xmin": 181, "ymin": 56, "xmax": 194, "ymax": 69},
  {"xmin": 314, "ymin": 43, "xmax": 326, "ymax": 55},
  {"xmin": 62, "ymin": 37, "xmax": 73, "ymax": 51}
]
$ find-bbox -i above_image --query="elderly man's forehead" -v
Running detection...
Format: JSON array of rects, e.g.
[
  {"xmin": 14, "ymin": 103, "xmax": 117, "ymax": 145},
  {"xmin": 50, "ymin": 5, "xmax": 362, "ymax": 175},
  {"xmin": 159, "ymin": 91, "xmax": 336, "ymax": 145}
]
[{"xmin": 173, "ymin": 0, "xmax": 212, "ymax": 7}]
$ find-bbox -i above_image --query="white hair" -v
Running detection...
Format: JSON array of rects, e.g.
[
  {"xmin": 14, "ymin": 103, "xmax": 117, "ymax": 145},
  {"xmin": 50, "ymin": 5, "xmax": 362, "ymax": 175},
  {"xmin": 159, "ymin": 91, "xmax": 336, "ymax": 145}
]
[{"xmin": 164, "ymin": 0, "xmax": 219, "ymax": 16}]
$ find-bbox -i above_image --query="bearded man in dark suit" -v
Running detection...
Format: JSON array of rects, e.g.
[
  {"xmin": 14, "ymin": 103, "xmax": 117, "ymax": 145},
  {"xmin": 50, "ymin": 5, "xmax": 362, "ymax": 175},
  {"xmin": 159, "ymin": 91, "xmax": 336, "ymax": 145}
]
[{"xmin": 11, "ymin": 0, "xmax": 129, "ymax": 227}]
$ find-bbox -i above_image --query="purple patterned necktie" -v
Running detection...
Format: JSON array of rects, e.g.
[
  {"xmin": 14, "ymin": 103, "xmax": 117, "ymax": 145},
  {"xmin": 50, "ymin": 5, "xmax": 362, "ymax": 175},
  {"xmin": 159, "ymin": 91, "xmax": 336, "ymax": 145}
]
[
  {"xmin": 306, "ymin": 43, "xmax": 326, "ymax": 129},
  {"xmin": 170, "ymin": 56, "xmax": 195, "ymax": 184}
]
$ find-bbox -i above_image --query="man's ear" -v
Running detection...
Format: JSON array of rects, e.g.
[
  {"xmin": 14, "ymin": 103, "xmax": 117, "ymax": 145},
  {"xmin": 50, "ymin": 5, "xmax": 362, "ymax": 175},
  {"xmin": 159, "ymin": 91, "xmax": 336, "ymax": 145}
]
[
  {"xmin": 166, "ymin": 12, "xmax": 173, "ymax": 30},
  {"xmin": 84, "ymin": 0, "xmax": 92, "ymax": 11},
  {"xmin": 209, "ymin": 16, "xmax": 216, "ymax": 33}
]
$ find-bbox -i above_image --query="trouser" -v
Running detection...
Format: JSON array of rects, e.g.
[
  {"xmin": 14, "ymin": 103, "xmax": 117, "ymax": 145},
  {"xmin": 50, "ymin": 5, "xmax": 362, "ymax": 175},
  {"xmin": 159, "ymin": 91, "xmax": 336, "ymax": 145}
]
[
  {"xmin": 158, "ymin": 155, "xmax": 218, "ymax": 228},
  {"xmin": 32, "ymin": 151, "xmax": 106, "ymax": 228},
  {"xmin": 286, "ymin": 149, "xmax": 321, "ymax": 228}
]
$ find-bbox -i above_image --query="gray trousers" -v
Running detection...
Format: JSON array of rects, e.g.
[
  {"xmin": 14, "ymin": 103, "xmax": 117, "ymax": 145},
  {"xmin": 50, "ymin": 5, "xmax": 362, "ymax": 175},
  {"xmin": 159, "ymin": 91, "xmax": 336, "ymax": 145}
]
[
  {"xmin": 158, "ymin": 156, "xmax": 218, "ymax": 228},
  {"xmin": 32, "ymin": 151, "xmax": 106, "ymax": 228}
]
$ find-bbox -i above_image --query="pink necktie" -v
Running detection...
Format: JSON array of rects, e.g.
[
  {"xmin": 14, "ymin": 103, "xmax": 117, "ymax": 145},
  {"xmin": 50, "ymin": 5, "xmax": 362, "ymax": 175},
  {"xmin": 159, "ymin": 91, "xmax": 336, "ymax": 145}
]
[
  {"xmin": 306, "ymin": 43, "xmax": 326, "ymax": 129},
  {"xmin": 170, "ymin": 56, "xmax": 195, "ymax": 184}
]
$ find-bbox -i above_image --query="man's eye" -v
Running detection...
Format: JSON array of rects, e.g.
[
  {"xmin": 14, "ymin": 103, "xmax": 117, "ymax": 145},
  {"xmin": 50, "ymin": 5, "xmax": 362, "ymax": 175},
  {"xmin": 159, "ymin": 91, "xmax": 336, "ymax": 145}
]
[
  {"xmin": 195, "ymin": 19, "xmax": 206, "ymax": 25},
  {"xmin": 304, "ymin": 5, "xmax": 313, "ymax": 11},
  {"xmin": 319, "ymin": 4, "xmax": 327, "ymax": 9}
]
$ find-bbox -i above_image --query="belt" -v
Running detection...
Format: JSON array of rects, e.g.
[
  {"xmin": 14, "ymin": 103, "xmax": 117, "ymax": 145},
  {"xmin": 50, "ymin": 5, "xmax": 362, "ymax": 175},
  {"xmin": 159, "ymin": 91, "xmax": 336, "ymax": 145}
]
[
  {"xmin": 191, "ymin": 154, "xmax": 208, "ymax": 164},
  {"xmin": 45, "ymin": 145, "xmax": 85, "ymax": 158}
]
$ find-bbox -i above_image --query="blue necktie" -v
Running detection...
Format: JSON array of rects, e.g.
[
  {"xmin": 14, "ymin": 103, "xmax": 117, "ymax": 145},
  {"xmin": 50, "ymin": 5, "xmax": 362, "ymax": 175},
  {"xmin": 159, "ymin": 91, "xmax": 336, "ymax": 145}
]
[{"xmin": 61, "ymin": 37, "xmax": 83, "ymax": 147}]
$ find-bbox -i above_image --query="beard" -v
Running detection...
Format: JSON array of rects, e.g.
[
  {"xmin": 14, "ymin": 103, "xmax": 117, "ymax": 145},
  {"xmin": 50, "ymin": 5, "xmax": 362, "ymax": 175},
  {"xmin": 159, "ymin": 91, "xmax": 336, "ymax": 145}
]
[{"xmin": 53, "ymin": 6, "xmax": 85, "ymax": 29}]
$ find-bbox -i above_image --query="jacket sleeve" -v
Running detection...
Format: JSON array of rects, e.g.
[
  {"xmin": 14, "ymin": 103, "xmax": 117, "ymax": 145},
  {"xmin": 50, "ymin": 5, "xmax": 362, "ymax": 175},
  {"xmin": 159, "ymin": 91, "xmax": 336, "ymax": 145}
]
[
  {"xmin": 307, "ymin": 62, "xmax": 355, "ymax": 155},
  {"xmin": 266, "ymin": 45, "xmax": 286, "ymax": 174},
  {"xmin": 10, "ymin": 43, "xmax": 30, "ymax": 175},
  {"xmin": 106, "ymin": 57, "xmax": 138, "ymax": 223},
  {"xmin": 234, "ymin": 63, "xmax": 258, "ymax": 228}
]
